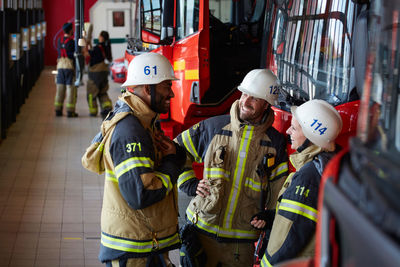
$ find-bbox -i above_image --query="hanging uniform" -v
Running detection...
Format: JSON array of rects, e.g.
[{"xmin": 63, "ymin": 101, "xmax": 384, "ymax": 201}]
[
  {"xmin": 55, "ymin": 35, "xmax": 77, "ymax": 116},
  {"xmin": 175, "ymin": 100, "xmax": 289, "ymax": 266},
  {"xmin": 261, "ymin": 145, "xmax": 337, "ymax": 267},
  {"xmin": 87, "ymin": 43, "xmax": 112, "ymax": 118}
]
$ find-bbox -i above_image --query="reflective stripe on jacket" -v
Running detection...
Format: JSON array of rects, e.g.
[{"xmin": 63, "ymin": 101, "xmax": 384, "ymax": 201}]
[
  {"xmin": 98, "ymin": 93, "xmax": 181, "ymax": 262},
  {"xmin": 261, "ymin": 145, "xmax": 336, "ymax": 266},
  {"xmin": 175, "ymin": 100, "xmax": 289, "ymax": 242}
]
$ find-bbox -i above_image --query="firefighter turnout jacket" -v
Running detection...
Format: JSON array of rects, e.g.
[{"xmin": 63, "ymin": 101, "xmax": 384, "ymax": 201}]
[
  {"xmin": 88, "ymin": 93, "xmax": 184, "ymax": 262},
  {"xmin": 87, "ymin": 44, "xmax": 112, "ymax": 116},
  {"xmin": 88, "ymin": 44, "xmax": 110, "ymax": 91},
  {"xmin": 56, "ymin": 36, "xmax": 74, "ymax": 83},
  {"xmin": 175, "ymin": 100, "xmax": 289, "ymax": 242},
  {"xmin": 261, "ymin": 144, "xmax": 336, "ymax": 266}
]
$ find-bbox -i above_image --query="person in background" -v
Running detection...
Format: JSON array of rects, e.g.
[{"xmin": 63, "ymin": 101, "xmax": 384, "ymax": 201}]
[
  {"xmin": 86, "ymin": 31, "xmax": 113, "ymax": 119},
  {"xmin": 176, "ymin": 69, "xmax": 289, "ymax": 267},
  {"xmin": 256, "ymin": 99, "xmax": 343, "ymax": 266},
  {"xmin": 54, "ymin": 22, "xmax": 78, "ymax": 118}
]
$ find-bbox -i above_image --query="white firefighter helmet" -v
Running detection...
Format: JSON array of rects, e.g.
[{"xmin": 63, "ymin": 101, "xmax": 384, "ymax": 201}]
[
  {"xmin": 121, "ymin": 52, "xmax": 178, "ymax": 87},
  {"xmin": 291, "ymin": 99, "xmax": 343, "ymax": 151},
  {"xmin": 237, "ymin": 69, "xmax": 281, "ymax": 105}
]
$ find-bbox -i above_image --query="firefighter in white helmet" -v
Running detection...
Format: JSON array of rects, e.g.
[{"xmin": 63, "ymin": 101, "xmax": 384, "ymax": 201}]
[
  {"xmin": 83, "ymin": 52, "xmax": 186, "ymax": 266},
  {"xmin": 257, "ymin": 99, "xmax": 343, "ymax": 266},
  {"xmin": 175, "ymin": 69, "xmax": 289, "ymax": 266}
]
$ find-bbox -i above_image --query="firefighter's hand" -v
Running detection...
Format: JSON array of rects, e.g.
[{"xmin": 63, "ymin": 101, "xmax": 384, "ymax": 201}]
[
  {"xmin": 155, "ymin": 133, "xmax": 176, "ymax": 156},
  {"xmin": 250, "ymin": 217, "xmax": 267, "ymax": 229},
  {"xmin": 196, "ymin": 179, "xmax": 210, "ymax": 198}
]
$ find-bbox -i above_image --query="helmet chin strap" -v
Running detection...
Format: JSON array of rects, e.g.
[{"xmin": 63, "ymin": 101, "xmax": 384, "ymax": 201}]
[
  {"xmin": 297, "ymin": 138, "xmax": 311, "ymax": 152},
  {"xmin": 150, "ymin": 84, "xmax": 157, "ymax": 112}
]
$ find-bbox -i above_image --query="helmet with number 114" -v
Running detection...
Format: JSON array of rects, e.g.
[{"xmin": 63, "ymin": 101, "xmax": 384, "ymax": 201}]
[{"xmin": 291, "ymin": 99, "xmax": 343, "ymax": 151}]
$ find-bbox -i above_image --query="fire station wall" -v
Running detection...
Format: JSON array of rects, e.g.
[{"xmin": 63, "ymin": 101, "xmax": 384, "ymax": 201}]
[{"xmin": 42, "ymin": 0, "xmax": 97, "ymax": 65}]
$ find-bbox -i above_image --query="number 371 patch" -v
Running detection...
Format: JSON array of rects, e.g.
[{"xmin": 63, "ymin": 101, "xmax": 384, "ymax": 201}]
[{"xmin": 126, "ymin": 142, "xmax": 142, "ymax": 153}]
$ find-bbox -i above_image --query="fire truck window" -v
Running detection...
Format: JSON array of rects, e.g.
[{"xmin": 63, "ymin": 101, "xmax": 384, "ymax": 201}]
[
  {"xmin": 363, "ymin": 5, "xmax": 400, "ymax": 157},
  {"xmin": 272, "ymin": 0, "xmax": 357, "ymax": 107},
  {"xmin": 141, "ymin": 0, "xmax": 162, "ymax": 36},
  {"xmin": 176, "ymin": 0, "xmax": 199, "ymax": 40}
]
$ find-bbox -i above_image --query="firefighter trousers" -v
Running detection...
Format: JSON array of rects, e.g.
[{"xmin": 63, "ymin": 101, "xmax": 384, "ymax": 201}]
[
  {"xmin": 86, "ymin": 79, "xmax": 112, "ymax": 118},
  {"xmin": 105, "ymin": 252, "xmax": 173, "ymax": 267},
  {"xmin": 55, "ymin": 83, "xmax": 77, "ymax": 113},
  {"xmin": 198, "ymin": 232, "xmax": 254, "ymax": 267}
]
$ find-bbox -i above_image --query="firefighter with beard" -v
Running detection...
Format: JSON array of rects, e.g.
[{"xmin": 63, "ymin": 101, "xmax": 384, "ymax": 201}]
[
  {"xmin": 176, "ymin": 69, "xmax": 289, "ymax": 267},
  {"xmin": 85, "ymin": 52, "xmax": 186, "ymax": 266}
]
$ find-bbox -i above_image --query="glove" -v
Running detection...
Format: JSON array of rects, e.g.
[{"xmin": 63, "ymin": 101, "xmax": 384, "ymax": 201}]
[{"xmin": 250, "ymin": 210, "xmax": 275, "ymax": 230}]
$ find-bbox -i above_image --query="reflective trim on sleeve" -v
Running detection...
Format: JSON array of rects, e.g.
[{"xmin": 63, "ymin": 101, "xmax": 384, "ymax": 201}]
[
  {"xmin": 269, "ymin": 162, "xmax": 289, "ymax": 180},
  {"xmin": 114, "ymin": 157, "xmax": 154, "ymax": 179},
  {"xmin": 101, "ymin": 232, "xmax": 180, "ymax": 253},
  {"xmin": 105, "ymin": 170, "xmax": 118, "ymax": 183},
  {"xmin": 279, "ymin": 199, "xmax": 318, "ymax": 222},
  {"xmin": 223, "ymin": 125, "xmax": 254, "ymax": 229},
  {"xmin": 178, "ymin": 170, "xmax": 197, "ymax": 187},
  {"xmin": 244, "ymin": 177, "xmax": 261, "ymax": 192},
  {"xmin": 261, "ymin": 253, "xmax": 273, "ymax": 267},
  {"xmin": 181, "ymin": 129, "xmax": 202, "ymax": 163},
  {"xmin": 186, "ymin": 207, "xmax": 258, "ymax": 240},
  {"xmin": 204, "ymin": 168, "xmax": 230, "ymax": 181},
  {"xmin": 154, "ymin": 171, "xmax": 172, "ymax": 193}
]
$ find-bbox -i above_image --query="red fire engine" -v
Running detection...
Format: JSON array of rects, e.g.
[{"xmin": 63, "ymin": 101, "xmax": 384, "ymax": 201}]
[{"xmin": 126, "ymin": 0, "xmax": 400, "ymax": 266}]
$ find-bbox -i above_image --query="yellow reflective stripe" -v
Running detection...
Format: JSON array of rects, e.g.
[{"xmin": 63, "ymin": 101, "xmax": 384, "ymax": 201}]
[
  {"xmin": 101, "ymin": 232, "xmax": 180, "ymax": 253},
  {"xmin": 244, "ymin": 177, "xmax": 261, "ymax": 192},
  {"xmin": 178, "ymin": 170, "xmax": 196, "ymax": 187},
  {"xmin": 66, "ymin": 103, "xmax": 75, "ymax": 108},
  {"xmin": 101, "ymin": 101, "xmax": 112, "ymax": 108},
  {"xmin": 186, "ymin": 208, "xmax": 258, "ymax": 239},
  {"xmin": 279, "ymin": 199, "xmax": 318, "ymax": 222},
  {"xmin": 97, "ymin": 143, "xmax": 104, "ymax": 152},
  {"xmin": 89, "ymin": 93, "xmax": 94, "ymax": 108},
  {"xmin": 154, "ymin": 171, "xmax": 172, "ymax": 193},
  {"xmin": 270, "ymin": 162, "xmax": 289, "ymax": 180},
  {"xmin": 105, "ymin": 170, "xmax": 118, "ymax": 183},
  {"xmin": 54, "ymin": 102, "xmax": 63, "ymax": 107},
  {"xmin": 174, "ymin": 60, "xmax": 185, "ymax": 71},
  {"xmin": 261, "ymin": 254, "xmax": 273, "ymax": 267},
  {"xmin": 115, "ymin": 157, "xmax": 154, "ymax": 179},
  {"xmin": 204, "ymin": 168, "xmax": 230, "ymax": 181},
  {"xmin": 185, "ymin": 69, "xmax": 199, "ymax": 80},
  {"xmin": 181, "ymin": 130, "xmax": 202, "ymax": 163},
  {"xmin": 224, "ymin": 125, "xmax": 254, "ymax": 229}
]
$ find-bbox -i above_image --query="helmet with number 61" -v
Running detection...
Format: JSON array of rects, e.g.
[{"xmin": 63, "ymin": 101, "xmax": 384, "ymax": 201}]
[
  {"xmin": 122, "ymin": 52, "xmax": 178, "ymax": 87},
  {"xmin": 291, "ymin": 99, "xmax": 343, "ymax": 151},
  {"xmin": 237, "ymin": 69, "xmax": 281, "ymax": 106}
]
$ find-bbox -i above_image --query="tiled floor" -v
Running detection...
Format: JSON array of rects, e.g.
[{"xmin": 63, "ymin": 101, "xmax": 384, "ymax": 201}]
[{"xmin": 0, "ymin": 67, "xmax": 190, "ymax": 267}]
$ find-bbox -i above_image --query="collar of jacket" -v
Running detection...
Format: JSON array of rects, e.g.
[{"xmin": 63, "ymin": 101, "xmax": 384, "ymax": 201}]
[
  {"xmin": 289, "ymin": 144, "xmax": 323, "ymax": 171},
  {"xmin": 119, "ymin": 92, "xmax": 159, "ymax": 129},
  {"xmin": 230, "ymin": 100, "xmax": 274, "ymax": 133}
]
